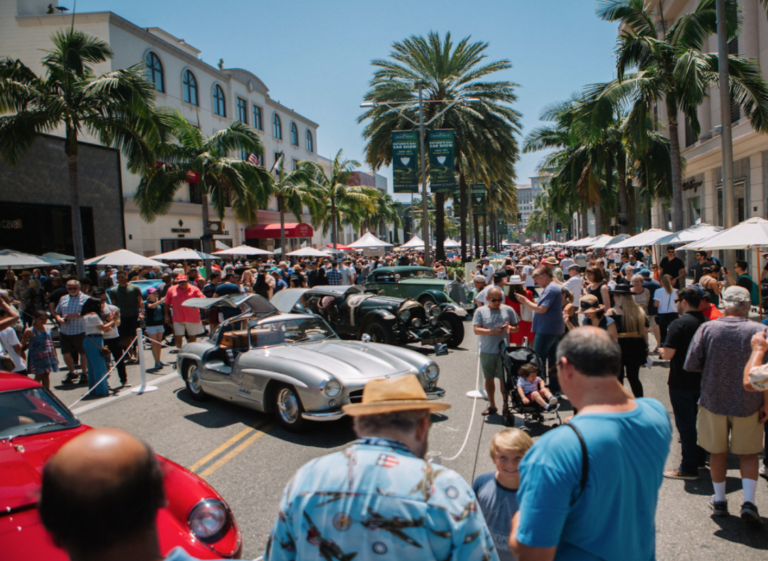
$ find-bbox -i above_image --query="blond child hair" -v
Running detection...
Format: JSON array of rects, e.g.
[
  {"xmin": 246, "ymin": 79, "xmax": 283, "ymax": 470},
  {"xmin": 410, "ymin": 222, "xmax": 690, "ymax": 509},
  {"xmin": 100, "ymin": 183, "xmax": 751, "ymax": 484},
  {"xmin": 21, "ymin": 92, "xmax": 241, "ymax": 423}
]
[{"xmin": 490, "ymin": 428, "xmax": 534, "ymax": 460}]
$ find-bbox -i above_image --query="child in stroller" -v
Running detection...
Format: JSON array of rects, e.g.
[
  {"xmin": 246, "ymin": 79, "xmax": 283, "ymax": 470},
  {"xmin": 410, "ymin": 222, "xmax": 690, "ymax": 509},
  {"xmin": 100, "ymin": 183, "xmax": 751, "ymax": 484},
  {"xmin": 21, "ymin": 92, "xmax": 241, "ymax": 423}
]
[
  {"xmin": 516, "ymin": 364, "xmax": 560, "ymax": 412},
  {"xmin": 502, "ymin": 345, "xmax": 562, "ymax": 427}
]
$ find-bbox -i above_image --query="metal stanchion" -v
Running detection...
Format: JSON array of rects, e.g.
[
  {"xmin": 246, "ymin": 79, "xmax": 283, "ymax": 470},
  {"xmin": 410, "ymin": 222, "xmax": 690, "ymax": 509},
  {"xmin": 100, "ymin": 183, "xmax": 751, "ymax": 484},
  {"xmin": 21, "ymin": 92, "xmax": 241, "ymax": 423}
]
[{"xmin": 132, "ymin": 327, "xmax": 158, "ymax": 394}]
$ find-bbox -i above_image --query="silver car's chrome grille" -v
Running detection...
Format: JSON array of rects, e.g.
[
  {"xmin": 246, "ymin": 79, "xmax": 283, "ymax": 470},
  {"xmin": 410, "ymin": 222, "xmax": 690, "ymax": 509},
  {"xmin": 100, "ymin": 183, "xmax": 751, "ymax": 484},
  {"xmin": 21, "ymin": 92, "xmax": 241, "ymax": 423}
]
[{"xmin": 348, "ymin": 390, "xmax": 364, "ymax": 403}]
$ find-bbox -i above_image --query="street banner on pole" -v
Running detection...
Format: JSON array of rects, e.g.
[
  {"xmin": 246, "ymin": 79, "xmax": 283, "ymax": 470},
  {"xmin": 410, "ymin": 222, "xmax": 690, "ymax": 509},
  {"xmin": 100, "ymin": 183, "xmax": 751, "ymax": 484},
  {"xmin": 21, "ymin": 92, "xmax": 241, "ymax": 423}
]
[
  {"xmin": 392, "ymin": 131, "xmax": 419, "ymax": 193},
  {"xmin": 428, "ymin": 130, "xmax": 456, "ymax": 193},
  {"xmin": 471, "ymin": 184, "xmax": 486, "ymax": 216}
]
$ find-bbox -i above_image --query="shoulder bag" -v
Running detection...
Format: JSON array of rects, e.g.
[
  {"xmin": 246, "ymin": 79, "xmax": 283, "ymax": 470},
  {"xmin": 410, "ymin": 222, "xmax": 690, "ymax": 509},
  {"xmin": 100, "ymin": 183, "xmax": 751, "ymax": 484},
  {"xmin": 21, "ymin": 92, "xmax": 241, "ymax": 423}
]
[{"xmin": 563, "ymin": 423, "xmax": 589, "ymax": 503}]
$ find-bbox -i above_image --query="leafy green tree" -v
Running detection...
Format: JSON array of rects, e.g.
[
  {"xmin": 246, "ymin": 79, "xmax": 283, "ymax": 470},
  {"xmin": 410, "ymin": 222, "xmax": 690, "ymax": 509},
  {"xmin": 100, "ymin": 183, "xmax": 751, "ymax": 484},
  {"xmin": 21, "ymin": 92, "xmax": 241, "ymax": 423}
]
[
  {"xmin": 134, "ymin": 110, "xmax": 272, "ymax": 269},
  {"xmin": 267, "ymin": 158, "xmax": 322, "ymax": 255},
  {"xmin": 366, "ymin": 193, "xmax": 403, "ymax": 241},
  {"xmin": 360, "ymin": 31, "xmax": 521, "ymax": 263},
  {"xmin": 597, "ymin": 0, "xmax": 768, "ymax": 231},
  {"xmin": 0, "ymin": 29, "xmax": 164, "ymax": 276},
  {"xmin": 304, "ymin": 149, "xmax": 378, "ymax": 249}
]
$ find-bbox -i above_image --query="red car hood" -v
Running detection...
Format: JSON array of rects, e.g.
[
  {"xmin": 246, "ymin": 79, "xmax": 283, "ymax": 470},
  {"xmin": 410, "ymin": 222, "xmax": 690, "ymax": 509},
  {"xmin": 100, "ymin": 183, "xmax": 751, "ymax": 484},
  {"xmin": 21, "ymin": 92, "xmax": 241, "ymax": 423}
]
[{"xmin": 0, "ymin": 426, "xmax": 90, "ymax": 512}]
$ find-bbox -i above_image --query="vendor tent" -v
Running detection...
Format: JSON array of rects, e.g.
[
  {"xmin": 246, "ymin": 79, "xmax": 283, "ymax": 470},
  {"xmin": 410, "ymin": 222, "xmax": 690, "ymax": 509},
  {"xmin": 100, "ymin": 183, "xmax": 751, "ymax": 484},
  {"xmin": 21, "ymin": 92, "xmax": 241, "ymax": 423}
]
[
  {"xmin": 607, "ymin": 228, "xmax": 673, "ymax": 250},
  {"xmin": 84, "ymin": 249, "xmax": 165, "ymax": 268},
  {"xmin": 349, "ymin": 232, "xmax": 394, "ymax": 249},
  {"xmin": 567, "ymin": 237, "xmax": 597, "ymax": 248},
  {"xmin": 150, "ymin": 248, "xmax": 221, "ymax": 261},
  {"xmin": 286, "ymin": 247, "xmax": 331, "ymax": 257},
  {"xmin": 0, "ymin": 250, "xmax": 69, "ymax": 267},
  {"xmin": 399, "ymin": 235, "xmax": 426, "ymax": 250},
  {"xmin": 443, "ymin": 238, "xmax": 461, "ymax": 249},
  {"xmin": 653, "ymin": 224, "xmax": 724, "ymax": 247},
  {"xmin": 42, "ymin": 252, "xmax": 74, "ymax": 261},
  {"xmin": 213, "ymin": 245, "xmax": 273, "ymax": 256},
  {"xmin": 678, "ymin": 217, "xmax": 768, "ymax": 251}
]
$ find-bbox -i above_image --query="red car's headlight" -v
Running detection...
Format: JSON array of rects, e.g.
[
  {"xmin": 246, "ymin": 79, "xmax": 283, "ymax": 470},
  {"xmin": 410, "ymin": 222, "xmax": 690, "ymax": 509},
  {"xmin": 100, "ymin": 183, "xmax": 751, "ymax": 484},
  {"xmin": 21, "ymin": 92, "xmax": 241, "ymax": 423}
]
[{"xmin": 187, "ymin": 499, "xmax": 229, "ymax": 542}]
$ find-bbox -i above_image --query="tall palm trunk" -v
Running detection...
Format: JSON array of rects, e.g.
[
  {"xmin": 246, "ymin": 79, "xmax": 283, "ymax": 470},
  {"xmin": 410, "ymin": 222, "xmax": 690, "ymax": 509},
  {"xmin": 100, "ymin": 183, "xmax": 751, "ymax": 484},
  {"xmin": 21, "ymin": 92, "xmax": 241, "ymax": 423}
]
[
  {"xmin": 435, "ymin": 193, "xmax": 446, "ymax": 262},
  {"xmin": 482, "ymin": 214, "xmax": 487, "ymax": 251},
  {"xmin": 65, "ymin": 128, "xmax": 86, "ymax": 278},
  {"xmin": 331, "ymin": 196, "xmax": 337, "ymax": 250},
  {"xmin": 279, "ymin": 195, "xmax": 286, "ymax": 257},
  {"xmin": 201, "ymin": 191, "xmax": 211, "ymax": 279},
  {"xmin": 459, "ymin": 172, "xmax": 468, "ymax": 263},
  {"xmin": 617, "ymin": 156, "xmax": 629, "ymax": 234},
  {"xmin": 474, "ymin": 213, "xmax": 480, "ymax": 257},
  {"xmin": 665, "ymin": 94, "xmax": 684, "ymax": 232}
]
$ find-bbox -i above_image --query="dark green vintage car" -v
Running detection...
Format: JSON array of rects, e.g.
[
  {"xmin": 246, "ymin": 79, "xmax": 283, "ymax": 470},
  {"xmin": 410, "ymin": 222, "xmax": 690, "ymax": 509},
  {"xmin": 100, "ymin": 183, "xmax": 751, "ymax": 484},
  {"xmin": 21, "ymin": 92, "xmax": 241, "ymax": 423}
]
[
  {"xmin": 363, "ymin": 266, "xmax": 473, "ymax": 309},
  {"xmin": 271, "ymin": 285, "xmax": 465, "ymax": 348}
]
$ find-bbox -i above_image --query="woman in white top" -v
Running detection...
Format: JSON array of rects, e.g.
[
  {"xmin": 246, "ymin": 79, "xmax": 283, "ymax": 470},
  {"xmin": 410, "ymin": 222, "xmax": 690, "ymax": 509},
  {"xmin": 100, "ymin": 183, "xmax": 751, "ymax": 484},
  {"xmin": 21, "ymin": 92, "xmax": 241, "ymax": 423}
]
[
  {"xmin": 94, "ymin": 288, "xmax": 128, "ymax": 387},
  {"xmin": 653, "ymin": 274, "xmax": 679, "ymax": 344},
  {"xmin": 80, "ymin": 298, "xmax": 112, "ymax": 397}
]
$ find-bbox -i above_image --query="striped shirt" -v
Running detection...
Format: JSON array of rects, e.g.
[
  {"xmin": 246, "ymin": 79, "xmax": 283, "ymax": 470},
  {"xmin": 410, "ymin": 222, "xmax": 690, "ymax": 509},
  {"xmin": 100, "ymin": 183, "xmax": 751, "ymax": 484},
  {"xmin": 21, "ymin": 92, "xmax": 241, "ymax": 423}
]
[
  {"xmin": 55, "ymin": 292, "xmax": 90, "ymax": 335},
  {"xmin": 326, "ymin": 268, "xmax": 343, "ymax": 286}
]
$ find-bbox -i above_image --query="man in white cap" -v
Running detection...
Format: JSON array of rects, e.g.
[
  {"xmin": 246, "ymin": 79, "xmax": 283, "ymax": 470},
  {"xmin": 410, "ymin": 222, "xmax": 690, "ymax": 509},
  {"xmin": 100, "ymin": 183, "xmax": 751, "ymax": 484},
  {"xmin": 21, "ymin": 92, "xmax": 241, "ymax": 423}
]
[
  {"xmin": 481, "ymin": 257, "xmax": 495, "ymax": 284},
  {"xmin": 264, "ymin": 375, "xmax": 498, "ymax": 561},
  {"xmin": 472, "ymin": 274, "xmax": 488, "ymax": 308}
]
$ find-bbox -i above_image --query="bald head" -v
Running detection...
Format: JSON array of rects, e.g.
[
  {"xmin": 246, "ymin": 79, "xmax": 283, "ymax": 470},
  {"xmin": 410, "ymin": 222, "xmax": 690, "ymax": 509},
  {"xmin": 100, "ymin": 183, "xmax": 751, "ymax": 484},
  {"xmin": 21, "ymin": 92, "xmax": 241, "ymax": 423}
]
[
  {"xmin": 40, "ymin": 428, "xmax": 165, "ymax": 555},
  {"xmin": 556, "ymin": 326, "xmax": 621, "ymax": 378}
]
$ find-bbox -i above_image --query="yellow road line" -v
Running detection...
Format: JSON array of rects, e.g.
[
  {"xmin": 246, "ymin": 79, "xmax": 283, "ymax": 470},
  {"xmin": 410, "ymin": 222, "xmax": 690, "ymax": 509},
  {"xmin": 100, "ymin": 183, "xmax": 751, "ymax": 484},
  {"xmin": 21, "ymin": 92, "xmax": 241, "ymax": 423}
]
[
  {"xmin": 189, "ymin": 420, "xmax": 265, "ymax": 473},
  {"xmin": 198, "ymin": 423, "xmax": 274, "ymax": 480}
]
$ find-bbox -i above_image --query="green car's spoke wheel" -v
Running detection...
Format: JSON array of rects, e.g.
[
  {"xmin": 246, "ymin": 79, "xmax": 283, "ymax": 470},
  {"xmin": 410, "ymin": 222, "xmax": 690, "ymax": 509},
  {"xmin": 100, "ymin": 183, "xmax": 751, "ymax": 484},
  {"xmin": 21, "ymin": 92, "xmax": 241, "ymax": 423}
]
[{"xmin": 362, "ymin": 319, "xmax": 394, "ymax": 345}]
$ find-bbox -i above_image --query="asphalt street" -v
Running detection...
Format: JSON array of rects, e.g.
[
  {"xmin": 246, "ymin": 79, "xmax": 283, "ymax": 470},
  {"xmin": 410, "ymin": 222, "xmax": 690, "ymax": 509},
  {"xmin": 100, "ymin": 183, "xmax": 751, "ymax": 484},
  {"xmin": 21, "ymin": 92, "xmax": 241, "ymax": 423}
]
[{"xmin": 47, "ymin": 324, "xmax": 768, "ymax": 560}]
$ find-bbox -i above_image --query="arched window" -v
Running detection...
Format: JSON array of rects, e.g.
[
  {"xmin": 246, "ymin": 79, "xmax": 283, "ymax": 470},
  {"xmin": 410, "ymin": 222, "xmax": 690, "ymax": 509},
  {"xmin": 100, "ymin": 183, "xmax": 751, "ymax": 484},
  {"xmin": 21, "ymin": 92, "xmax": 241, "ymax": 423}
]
[
  {"xmin": 213, "ymin": 85, "xmax": 226, "ymax": 117},
  {"xmin": 273, "ymin": 113, "xmax": 282, "ymax": 139},
  {"xmin": 306, "ymin": 130, "xmax": 313, "ymax": 152},
  {"xmin": 290, "ymin": 122, "xmax": 299, "ymax": 146},
  {"xmin": 182, "ymin": 70, "xmax": 197, "ymax": 105},
  {"xmin": 145, "ymin": 52, "xmax": 164, "ymax": 92}
]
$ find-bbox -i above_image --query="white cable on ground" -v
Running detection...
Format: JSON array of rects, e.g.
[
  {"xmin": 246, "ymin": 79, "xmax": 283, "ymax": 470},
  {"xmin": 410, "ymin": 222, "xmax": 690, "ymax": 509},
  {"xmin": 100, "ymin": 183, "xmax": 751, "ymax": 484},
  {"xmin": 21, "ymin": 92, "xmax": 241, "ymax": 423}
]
[
  {"xmin": 68, "ymin": 335, "xmax": 138, "ymax": 408},
  {"xmin": 441, "ymin": 345, "xmax": 482, "ymax": 462}
]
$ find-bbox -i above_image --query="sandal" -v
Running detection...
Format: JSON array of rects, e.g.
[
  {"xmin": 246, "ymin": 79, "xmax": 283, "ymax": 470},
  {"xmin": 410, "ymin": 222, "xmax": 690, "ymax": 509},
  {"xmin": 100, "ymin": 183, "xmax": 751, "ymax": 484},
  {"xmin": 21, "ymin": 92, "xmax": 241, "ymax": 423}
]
[
  {"xmin": 502, "ymin": 404, "xmax": 510, "ymax": 417},
  {"xmin": 481, "ymin": 406, "xmax": 498, "ymax": 416}
]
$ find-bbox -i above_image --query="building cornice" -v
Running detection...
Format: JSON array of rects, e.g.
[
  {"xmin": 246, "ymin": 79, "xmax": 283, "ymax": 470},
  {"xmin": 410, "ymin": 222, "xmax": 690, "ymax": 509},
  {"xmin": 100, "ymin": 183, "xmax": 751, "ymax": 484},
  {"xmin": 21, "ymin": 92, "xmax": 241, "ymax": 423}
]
[{"xmin": 266, "ymin": 98, "xmax": 319, "ymax": 128}]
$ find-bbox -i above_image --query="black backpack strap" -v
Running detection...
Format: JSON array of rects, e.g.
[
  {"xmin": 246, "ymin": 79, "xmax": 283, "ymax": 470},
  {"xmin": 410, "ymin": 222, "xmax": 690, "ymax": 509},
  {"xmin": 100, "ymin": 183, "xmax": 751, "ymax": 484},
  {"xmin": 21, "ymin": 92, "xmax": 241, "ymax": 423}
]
[{"xmin": 564, "ymin": 423, "xmax": 589, "ymax": 499}]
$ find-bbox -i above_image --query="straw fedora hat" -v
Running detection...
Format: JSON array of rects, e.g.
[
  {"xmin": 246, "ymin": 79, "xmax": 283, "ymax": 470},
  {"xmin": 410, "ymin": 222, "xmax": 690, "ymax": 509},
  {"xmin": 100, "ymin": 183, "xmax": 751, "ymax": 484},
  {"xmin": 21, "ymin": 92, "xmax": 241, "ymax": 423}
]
[
  {"xmin": 342, "ymin": 375, "xmax": 451, "ymax": 416},
  {"xmin": 545, "ymin": 256, "xmax": 559, "ymax": 266}
]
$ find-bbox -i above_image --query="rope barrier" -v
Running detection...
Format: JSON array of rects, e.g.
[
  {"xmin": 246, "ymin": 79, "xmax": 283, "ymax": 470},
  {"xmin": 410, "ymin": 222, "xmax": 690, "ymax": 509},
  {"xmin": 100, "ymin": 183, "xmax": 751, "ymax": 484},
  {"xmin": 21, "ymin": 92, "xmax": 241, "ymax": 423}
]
[
  {"xmin": 438, "ymin": 345, "xmax": 484, "ymax": 463},
  {"xmin": 68, "ymin": 335, "xmax": 138, "ymax": 408}
]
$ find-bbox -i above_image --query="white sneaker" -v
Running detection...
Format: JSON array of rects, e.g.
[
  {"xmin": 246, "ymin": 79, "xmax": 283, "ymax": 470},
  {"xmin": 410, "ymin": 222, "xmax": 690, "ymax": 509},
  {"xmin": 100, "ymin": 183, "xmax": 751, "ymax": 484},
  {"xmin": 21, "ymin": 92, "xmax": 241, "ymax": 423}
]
[
  {"xmin": 548, "ymin": 396, "xmax": 558, "ymax": 407},
  {"xmin": 760, "ymin": 464, "xmax": 766, "ymax": 478}
]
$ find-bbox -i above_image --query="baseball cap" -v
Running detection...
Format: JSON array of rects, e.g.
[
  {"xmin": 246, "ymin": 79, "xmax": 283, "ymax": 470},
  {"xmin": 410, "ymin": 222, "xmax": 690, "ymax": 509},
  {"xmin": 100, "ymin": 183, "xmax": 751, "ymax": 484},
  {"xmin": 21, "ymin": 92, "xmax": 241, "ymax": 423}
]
[
  {"xmin": 722, "ymin": 286, "xmax": 750, "ymax": 303},
  {"xmin": 473, "ymin": 274, "xmax": 487, "ymax": 283},
  {"xmin": 176, "ymin": 275, "xmax": 188, "ymax": 282},
  {"xmin": 147, "ymin": 287, "xmax": 158, "ymax": 294}
]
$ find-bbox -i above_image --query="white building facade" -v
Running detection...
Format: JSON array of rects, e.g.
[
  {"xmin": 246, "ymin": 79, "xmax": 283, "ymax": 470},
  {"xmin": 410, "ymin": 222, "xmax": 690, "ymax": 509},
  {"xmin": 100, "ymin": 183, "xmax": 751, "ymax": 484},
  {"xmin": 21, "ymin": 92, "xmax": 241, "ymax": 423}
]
[{"xmin": 1, "ymin": 0, "xmax": 325, "ymax": 256}]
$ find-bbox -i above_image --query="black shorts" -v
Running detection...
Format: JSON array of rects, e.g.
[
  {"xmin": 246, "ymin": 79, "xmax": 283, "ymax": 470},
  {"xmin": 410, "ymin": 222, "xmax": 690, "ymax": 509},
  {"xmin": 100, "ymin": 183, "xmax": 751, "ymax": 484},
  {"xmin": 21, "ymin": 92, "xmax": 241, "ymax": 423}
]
[
  {"xmin": 59, "ymin": 332, "xmax": 85, "ymax": 355},
  {"xmin": 118, "ymin": 315, "xmax": 140, "ymax": 339}
]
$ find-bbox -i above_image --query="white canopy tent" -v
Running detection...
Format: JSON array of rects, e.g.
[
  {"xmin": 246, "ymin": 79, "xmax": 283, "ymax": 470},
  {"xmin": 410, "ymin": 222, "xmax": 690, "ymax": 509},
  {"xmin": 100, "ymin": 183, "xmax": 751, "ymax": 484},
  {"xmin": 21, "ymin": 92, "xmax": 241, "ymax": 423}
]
[
  {"xmin": 587, "ymin": 234, "xmax": 621, "ymax": 249},
  {"xmin": 349, "ymin": 232, "xmax": 394, "ymax": 249},
  {"xmin": 42, "ymin": 252, "xmax": 74, "ymax": 261},
  {"xmin": 285, "ymin": 247, "xmax": 332, "ymax": 257},
  {"xmin": 607, "ymin": 228, "xmax": 673, "ymax": 250},
  {"xmin": 213, "ymin": 245, "xmax": 273, "ymax": 256},
  {"xmin": 654, "ymin": 223, "xmax": 724, "ymax": 248},
  {"xmin": 678, "ymin": 217, "xmax": 768, "ymax": 251},
  {"xmin": 567, "ymin": 237, "xmax": 597, "ymax": 248},
  {"xmin": 0, "ymin": 250, "xmax": 70, "ymax": 267},
  {"xmin": 399, "ymin": 235, "xmax": 426, "ymax": 250},
  {"xmin": 150, "ymin": 248, "xmax": 221, "ymax": 261},
  {"xmin": 443, "ymin": 238, "xmax": 461, "ymax": 249},
  {"xmin": 84, "ymin": 249, "xmax": 165, "ymax": 268}
]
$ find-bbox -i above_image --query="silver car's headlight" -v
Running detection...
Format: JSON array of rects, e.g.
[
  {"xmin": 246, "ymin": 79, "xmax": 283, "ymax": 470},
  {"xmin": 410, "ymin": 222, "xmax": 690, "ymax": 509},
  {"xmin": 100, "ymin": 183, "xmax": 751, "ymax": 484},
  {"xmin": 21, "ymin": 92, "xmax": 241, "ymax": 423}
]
[
  {"xmin": 399, "ymin": 309, "xmax": 411, "ymax": 322},
  {"xmin": 421, "ymin": 362, "xmax": 440, "ymax": 380},
  {"xmin": 324, "ymin": 379, "xmax": 342, "ymax": 398},
  {"xmin": 429, "ymin": 306, "xmax": 441, "ymax": 318},
  {"xmin": 188, "ymin": 499, "xmax": 229, "ymax": 542}
]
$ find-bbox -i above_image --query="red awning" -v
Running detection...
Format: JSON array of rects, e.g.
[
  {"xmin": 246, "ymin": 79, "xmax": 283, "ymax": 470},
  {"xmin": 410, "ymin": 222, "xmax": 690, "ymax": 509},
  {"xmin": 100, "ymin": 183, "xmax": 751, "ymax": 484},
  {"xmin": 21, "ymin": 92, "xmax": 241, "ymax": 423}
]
[
  {"xmin": 320, "ymin": 243, "xmax": 354, "ymax": 251},
  {"xmin": 244, "ymin": 223, "xmax": 314, "ymax": 240}
]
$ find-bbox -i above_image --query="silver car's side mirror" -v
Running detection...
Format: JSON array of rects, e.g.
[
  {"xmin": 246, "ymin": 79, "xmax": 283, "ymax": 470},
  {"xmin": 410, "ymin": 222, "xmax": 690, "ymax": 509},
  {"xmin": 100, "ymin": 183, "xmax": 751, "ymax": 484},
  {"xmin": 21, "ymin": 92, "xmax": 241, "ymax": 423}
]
[{"xmin": 362, "ymin": 334, "xmax": 372, "ymax": 343}]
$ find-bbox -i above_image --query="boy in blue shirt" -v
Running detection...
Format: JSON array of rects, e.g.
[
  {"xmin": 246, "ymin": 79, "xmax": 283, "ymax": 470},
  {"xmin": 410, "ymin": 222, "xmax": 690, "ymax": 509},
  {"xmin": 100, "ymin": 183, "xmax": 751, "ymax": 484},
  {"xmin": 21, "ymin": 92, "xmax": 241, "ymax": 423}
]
[{"xmin": 473, "ymin": 428, "xmax": 533, "ymax": 561}]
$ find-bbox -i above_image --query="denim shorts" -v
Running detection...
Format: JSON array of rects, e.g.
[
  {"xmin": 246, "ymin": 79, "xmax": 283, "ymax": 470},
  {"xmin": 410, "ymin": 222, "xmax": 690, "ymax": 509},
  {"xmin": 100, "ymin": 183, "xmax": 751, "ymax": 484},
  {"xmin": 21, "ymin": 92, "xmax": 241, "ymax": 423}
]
[{"xmin": 145, "ymin": 324, "xmax": 164, "ymax": 335}]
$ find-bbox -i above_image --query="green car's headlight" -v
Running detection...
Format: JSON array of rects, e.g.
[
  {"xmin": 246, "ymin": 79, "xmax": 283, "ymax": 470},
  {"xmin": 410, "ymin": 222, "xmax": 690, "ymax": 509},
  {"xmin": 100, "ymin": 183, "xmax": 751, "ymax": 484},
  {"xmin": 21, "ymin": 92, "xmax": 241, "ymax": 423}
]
[{"xmin": 399, "ymin": 309, "xmax": 411, "ymax": 322}]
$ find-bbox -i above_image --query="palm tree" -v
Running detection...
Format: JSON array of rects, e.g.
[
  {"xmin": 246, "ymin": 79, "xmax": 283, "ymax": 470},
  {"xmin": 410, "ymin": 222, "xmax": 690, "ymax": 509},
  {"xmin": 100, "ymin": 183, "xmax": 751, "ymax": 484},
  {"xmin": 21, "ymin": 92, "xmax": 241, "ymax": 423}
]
[
  {"xmin": 304, "ymin": 149, "xmax": 378, "ymax": 249},
  {"xmin": 267, "ymin": 158, "xmax": 322, "ymax": 255},
  {"xmin": 597, "ymin": 0, "xmax": 768, "ymax": 231},
  {"xmin": 0, "ymin": 29, "xmax": 164, "ymax": 276},
  {"xmin": 367, "ymin": 193, "xmax": 403, "ymax": 241},
  {"xmin": 359, "ymin": 31, "xmax": 521, "ymax": 263},
  {"xmin": 134, "ymin": 111, "xmax": 272, "ymax": 272}
]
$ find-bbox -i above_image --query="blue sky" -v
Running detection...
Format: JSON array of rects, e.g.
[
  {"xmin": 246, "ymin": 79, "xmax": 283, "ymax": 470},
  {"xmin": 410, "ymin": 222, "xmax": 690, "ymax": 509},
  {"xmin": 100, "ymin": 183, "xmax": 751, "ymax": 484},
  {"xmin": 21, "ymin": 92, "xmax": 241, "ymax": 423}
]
[{"xmin": 66, "ymin": 0, "xmax": 619, "ymax": 200}]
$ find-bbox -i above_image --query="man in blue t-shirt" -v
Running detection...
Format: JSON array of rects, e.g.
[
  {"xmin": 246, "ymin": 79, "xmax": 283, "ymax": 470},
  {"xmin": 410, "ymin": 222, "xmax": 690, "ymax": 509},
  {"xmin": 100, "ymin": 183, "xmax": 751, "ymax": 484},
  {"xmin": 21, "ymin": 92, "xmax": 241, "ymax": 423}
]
[
  {"xmin": 515, "ymin": 266, "xmax": 564, "ymax": 393},
  {"xmin": 509, "ymin": 327, "xmax": 672, "ymax": 561},
  {"xmin": 214, "ymin": 273, "xmax": 243, "ymax": 320}
]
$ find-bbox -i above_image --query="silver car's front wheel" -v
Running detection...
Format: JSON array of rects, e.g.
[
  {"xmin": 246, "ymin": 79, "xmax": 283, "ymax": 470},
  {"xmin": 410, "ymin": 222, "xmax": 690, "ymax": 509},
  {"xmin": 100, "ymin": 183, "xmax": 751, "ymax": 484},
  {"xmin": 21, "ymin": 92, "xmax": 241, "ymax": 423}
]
[
  {"xmin": 185, "ymin": 362, "xmax": 206, "ymax": 401},
  {"xmin": 274, "ymin": 384, "xmax": 306, "ymax": 432}
]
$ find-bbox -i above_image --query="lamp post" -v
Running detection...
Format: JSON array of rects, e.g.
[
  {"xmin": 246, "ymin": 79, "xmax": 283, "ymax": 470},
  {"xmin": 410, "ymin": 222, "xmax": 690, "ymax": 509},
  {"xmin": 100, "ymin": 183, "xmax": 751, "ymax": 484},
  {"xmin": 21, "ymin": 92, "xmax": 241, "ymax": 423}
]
[{"xmin": 361, "ymin": 91, "xmax": 478, "ymax": 266}]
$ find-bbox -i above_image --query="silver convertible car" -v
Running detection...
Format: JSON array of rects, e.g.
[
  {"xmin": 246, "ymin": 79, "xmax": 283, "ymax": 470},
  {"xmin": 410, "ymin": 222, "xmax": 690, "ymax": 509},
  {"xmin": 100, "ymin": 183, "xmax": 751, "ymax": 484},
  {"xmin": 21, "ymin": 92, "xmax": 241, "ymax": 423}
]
[{"xmin": 176, "ymin": 294, "xmax": 444, "ymax": 431}]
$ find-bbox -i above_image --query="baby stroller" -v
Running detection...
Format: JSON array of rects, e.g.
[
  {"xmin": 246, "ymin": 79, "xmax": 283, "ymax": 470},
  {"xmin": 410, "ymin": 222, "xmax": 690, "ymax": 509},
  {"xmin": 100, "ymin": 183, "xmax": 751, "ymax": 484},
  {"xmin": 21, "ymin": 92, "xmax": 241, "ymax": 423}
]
[{"xmin": 501, "ymin": 344, "xmax": 562, "ymax": 428}]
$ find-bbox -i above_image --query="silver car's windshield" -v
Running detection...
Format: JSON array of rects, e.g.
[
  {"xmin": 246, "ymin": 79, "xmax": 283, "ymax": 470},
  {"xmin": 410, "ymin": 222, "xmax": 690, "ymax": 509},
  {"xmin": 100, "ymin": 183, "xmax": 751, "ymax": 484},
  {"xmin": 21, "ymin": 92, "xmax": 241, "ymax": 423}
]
[{"xmin": 248, "ymin": 317, "xmax": 336, "ymax": 348}]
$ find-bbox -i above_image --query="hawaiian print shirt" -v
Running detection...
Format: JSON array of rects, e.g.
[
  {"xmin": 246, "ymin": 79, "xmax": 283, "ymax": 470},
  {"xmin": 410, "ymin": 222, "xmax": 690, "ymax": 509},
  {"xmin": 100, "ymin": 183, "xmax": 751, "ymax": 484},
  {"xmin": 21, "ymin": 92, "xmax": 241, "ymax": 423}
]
[{"xmin": 265, "ymin": 437, "xmax": 498, "ymax": 561}]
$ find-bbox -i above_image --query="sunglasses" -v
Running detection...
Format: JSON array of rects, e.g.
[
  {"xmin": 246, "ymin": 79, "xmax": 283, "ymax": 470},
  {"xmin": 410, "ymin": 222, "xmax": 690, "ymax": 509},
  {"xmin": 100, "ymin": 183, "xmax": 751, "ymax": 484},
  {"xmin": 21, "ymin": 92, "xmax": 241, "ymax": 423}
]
[{"xmin": 488, "ymin": 298, "xmax": 503, "ymax": 303}]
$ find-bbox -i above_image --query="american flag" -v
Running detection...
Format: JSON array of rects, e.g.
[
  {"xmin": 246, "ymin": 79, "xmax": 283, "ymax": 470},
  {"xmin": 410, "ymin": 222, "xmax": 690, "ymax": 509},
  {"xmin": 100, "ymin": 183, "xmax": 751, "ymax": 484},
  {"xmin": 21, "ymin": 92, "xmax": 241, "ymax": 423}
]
[
  {"xmin": 375, "ymin": 454, "xmax": 399, "ymax": 468},
  {"xmin": 247, "ymin": 153, "xmax": 261, "ymax": 166}
]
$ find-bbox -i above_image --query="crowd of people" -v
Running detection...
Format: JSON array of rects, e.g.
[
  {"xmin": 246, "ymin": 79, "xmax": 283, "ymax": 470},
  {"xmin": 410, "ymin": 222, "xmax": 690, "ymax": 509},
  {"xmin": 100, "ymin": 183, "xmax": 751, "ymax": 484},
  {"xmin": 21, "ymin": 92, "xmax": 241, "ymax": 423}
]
[{"xmin": 3, "ymin": 241, "xmax": 768, "ymax": 560}]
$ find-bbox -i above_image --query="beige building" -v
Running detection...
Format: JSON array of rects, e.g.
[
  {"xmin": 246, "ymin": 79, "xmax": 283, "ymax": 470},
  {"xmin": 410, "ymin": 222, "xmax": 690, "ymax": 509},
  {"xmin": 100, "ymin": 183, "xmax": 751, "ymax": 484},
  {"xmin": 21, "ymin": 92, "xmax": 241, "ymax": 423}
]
[
  {"xmin": 1, "ymin": 0, "xmax": 325, "ymax": 256},
  {"xmin": 649, "ymin": 0, "xmax": 768, "ymax": 275}
]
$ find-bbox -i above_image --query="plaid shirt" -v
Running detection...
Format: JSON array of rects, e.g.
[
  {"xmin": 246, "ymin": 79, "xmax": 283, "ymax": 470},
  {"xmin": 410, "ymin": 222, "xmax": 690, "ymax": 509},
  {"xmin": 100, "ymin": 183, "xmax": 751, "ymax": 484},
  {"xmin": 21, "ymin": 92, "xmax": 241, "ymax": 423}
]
[
  {"xmin": 55, "ymin": 292, "xmax": 90, "ymax": 335},
  {"xmin": 326, "ymin": 268, "xmax": 343, "ymax": 285}
]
